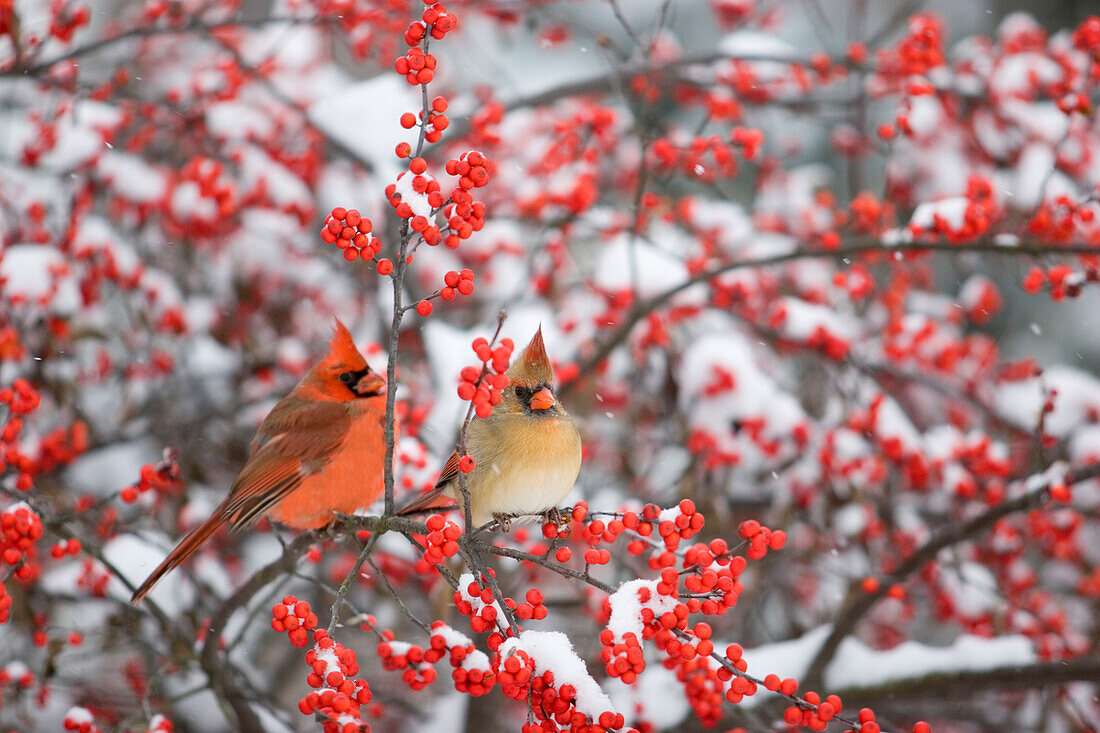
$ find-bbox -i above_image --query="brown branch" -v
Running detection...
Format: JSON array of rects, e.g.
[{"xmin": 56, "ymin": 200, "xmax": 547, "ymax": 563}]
[{"xmin": 801, "ymin": 461, "xmax": 1100, "ymax": 688}]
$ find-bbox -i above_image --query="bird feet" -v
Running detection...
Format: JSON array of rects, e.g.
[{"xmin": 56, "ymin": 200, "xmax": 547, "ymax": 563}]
[
  {"xmin": 545, "ymin": 506, "xmax": 571, "ymax": 530},
  {"xmin": 491, "ymin": 513, "xmax": 514, "ymax": 532}
]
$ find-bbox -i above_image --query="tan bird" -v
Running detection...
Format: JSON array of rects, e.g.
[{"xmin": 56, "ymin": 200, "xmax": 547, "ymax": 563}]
[{"xmin": 400, "ymin": 327, "xmax": 581, "ymax": 527}]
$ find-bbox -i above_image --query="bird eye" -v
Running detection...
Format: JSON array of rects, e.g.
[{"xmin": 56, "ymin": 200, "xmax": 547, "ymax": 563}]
[{"xmin": 339, "ymin": 371, "xmax": 355, "ymax": 384}]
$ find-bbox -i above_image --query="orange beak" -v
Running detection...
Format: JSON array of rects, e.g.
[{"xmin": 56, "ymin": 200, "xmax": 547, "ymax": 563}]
[
  {"xmin": 354, "ymin": 371, "xmax": 386, "ymax": 397},
  {"xmin": 529, "ymin": 387, "xmax": 555, "ymax": 411}
]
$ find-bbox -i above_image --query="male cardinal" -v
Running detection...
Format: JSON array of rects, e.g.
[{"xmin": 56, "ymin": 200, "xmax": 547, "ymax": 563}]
[
  {"xmin": 400, "ymin": 327, "xmax": 581, "ymax": 527},
  {"xmin": 131, "ymin": 319, "xmax": 387, "ymax": 603}
]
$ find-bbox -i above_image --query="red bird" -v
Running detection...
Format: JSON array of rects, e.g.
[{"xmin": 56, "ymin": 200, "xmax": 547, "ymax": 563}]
[{"xmin": 132, "ymin": 319, "xmax": 387, "ymax": 603}]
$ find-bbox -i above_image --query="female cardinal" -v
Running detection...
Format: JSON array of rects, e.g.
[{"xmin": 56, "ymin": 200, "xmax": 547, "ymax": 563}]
[
  {"xmin": 400, "ymin": 327, "xmax": 581, "ymax": 527},
  {"xmin": 131, "ymin": 319, "xmax": 387, "ymax": 603}
]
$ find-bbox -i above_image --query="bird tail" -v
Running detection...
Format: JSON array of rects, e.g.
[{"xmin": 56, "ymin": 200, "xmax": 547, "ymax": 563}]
[
  {"xmin": 131, "ymin": 510, "xmax": 228, "ymax": 604},
  {"xmin": 396, "ymin": 485, "xmax": 454, "ymax": 516}
]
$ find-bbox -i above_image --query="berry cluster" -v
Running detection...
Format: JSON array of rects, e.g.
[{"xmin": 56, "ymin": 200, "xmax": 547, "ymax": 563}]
[
  {"xmin": 396, "ymin": 46, "xmax": 437, "ymax": 86},
  {"xmin": 48, "ymin": 537, "xmax": 82, "ymax": 559},
  {"xmin": 0, "ymin": 581, "xmax": 11, "ymax": 623},
  {"xmin": 1075, "ymin": 15, "xmax": 1100, "ymax": 49},
  {"xmin": 272, "ymin": 595, "xmax": 319, "ymax": 648},
  {"xmin": 48, "ymin": 2, "xmax": 91, "ymax": 44},
  {"xmin": 617, "ymin": 500, "xmax": 705, "ymax": 560},
  {"xmin": 120, "ymin": 453, "xmax": 180, "ymax": 504},
  {"xmin": 650, "ymin": 128, "xmax": 763, "ymax": 183},
  {"xmin": 76, "ymin": 558, "xmax": 111, "ymax": 597},
  {"xmin": 875, "ymin": 12, "xmax": 946, "ymax": 86},
  {"xmin": 395, "ymin": 3, "xmax": 457, "ymax": 84},
  {"xmin": 0, "ymin": 379, "xmax": 64, "ymax": 492},
  {"xmin": 443, "ymin": 153, "xmax": 491, "ymax": 246},
  {"xmin": 398, "ymin": 97, "xmax": 450, "ymax": 148},
  {"xmin": 737, "ymin": 519, "xmax": 787, "ymax": 560},
  {"xmin": 421, "ymin": 513, "xmax": 461, "ymax": 564},
  {"xmin": 439, "ymin": 268, "xmax": 475, "ymax": 302},
  {"xmin": 1, "ymin": 503, "xmax": 44, "ymax": 578},
  {"xmin": 515, "ymin": 589, "xmax": 548, "ymax": 621},
  {"xmin": 1028, "ymin": 194, "xmax": 1099, "ymax": 244},
  {"xmin": 779, "ymin": 689, "xmax": 847, "ymax": 731},
  {"xmin": 0, "ymin": 378, "xmax": 39, "ymax": 415},
  {"xmin": 1022, "ymin": 264, "xmax": 1089, "ymax": 300},
  {"xmin": 1057, "ymin": 92, "xmax": 1092, "ymax": 115},
  {"xmin": 457, "ymin": 336, "xmax": 513, "ymax": 419},
  {"xmin": 321, "ymin": 208, "xmax": 382, "ymax": 262}
]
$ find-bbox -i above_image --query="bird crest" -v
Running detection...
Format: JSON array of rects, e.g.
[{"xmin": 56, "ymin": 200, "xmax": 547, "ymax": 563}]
[
  {"xmin": 508, "ymin": 325, "xmax": 554, "ymax": 386},
  {"xmin": 327, "ymin": 318, "xmax": 367, "ymax": 370}
]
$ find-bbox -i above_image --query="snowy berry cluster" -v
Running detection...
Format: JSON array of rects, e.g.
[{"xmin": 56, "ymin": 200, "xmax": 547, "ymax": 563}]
[
  {"xmin": 386, "ymin": 158, "xmax": 445, "ymax": 245},
  {"xmin": 457, "ymin": 336, "xmax": 513, "ymax": 419},
  {"xmin": 321, "ymin": 208, "xmax": 382, "ymax": 262},
  {"xmin": 429, "ymin": 622, "xmax": 495, "ymax": 695},
  {"xmin": 375, "ymin": 631, "xmax": 439, "ymax": 691},
  {"xmin": 367, "ymin": 617, "xmax": 496, "ymax": 695},
  {"xmin": 522, "ymin": 671, "xmax": 625, "ymax": 733},
  {"xmin": 271, "ymin": 595, "xmax": 319, "ymax": 648},
  {"xmin": 298, "ymin": 629, "xmax": 374, "ymax": 732},
  {"xmin": 143, "ymin": 715, "xmax": 173, "ymax": 733},
  {"xmin": 495, "ymin": 635, "xmax": 627, "ymax": 733},
  {"xmin": 164, "ymin": 157, "xmax": 237, "ymax": 240},
  {"xmin": 874, "ymin": 12, "xmax": 946, "ymax": 88},
  {"xmin": 62, "ymin": 706, "xmax": 101, "ymax": 733},
  {"xmin": 454, "ymin": 572, "xmax": 508, "ymax": 635}
]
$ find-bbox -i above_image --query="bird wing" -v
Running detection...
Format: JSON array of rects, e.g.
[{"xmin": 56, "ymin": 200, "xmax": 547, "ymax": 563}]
[
  {"xmin": 226, "ymin": 399, "xmax": 352, "ymax": 527},
  {"xmin": 397, "ymin": 451, "xmax": 460, "ymax": 516}
]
